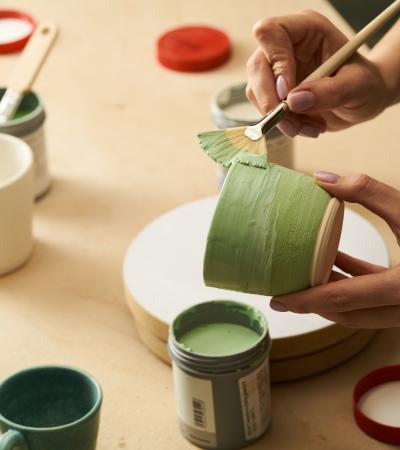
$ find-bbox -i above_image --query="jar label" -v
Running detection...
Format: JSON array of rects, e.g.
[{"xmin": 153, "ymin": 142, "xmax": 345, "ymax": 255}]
[
  {"xmin": 239, "ymin": 359, "xmax": 271, "ymax": 440},
  {"xmin": 172, "ymin": 363, "xmax": 217, "ymax": 447}
]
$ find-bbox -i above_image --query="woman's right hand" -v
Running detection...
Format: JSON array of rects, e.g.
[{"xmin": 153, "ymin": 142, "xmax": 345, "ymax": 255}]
[{"xmin": 246, "ymin": 10, "xmax": 392, "ymax": 138}]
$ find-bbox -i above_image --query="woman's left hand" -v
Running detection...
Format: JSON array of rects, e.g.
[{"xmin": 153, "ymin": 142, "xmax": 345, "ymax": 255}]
[{"xmin": 269, "ymin": 171, "xmax": 400, "ymax": 328}]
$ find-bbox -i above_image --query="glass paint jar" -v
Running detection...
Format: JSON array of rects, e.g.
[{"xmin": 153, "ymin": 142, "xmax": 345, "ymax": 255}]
[
  {"xmin": 0, "ymin": 88, "xmax": 50, "ymax": 199},
  {"xmin": 169, "ymin": 300, "xmax": 271, "ymax": 450}
]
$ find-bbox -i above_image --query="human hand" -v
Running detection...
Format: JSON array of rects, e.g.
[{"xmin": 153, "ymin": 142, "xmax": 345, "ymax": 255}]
[
  {"xmin": 269, "ymin": 172, "xmax": 400, "ymax": 328},
  {"xmin": 246, "ymin": 10, "xmax": 391, "ymax": 138}
]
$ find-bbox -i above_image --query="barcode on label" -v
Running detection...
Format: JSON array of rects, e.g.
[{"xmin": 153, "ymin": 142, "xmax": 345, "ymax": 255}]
[{"xmin": 192, "ymin": 398, "xmax": 206, "ymax": 428}]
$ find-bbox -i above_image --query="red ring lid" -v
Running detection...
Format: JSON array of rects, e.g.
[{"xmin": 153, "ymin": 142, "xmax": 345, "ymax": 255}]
[
  {"xmin": 354, "ymin": 365, "xmax": 400, "ymax": 445},
  {"xmin": 157, "ymin": 25, "xmax": 231, "ymax": 72},
  {"xmin": 0, "ymin": 9, "xmax": 35, "ymax": 54}
]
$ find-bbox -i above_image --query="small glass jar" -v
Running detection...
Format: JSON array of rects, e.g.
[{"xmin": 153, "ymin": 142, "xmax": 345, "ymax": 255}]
[{"xmin": 169, "ymin": 300, "xmax": 271, "ymax": 450}]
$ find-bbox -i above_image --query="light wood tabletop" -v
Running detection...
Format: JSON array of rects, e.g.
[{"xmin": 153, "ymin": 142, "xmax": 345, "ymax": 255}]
[{"xmin": 0, "ymin": 1, "xmax": 399, "ymax": 449}]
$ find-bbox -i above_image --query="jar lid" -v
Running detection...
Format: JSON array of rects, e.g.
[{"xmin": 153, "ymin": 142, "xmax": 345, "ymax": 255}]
[
  {"xmin": 354, "ymin": 365, "xmax": 400, "ymax": 445},
  {"xmin": 0, "ymin": 9, "xmax": 35, "ymax": 54},
  {"xmin": 157, "ymin": 25, "xmax": 231, "ymax": 72}
]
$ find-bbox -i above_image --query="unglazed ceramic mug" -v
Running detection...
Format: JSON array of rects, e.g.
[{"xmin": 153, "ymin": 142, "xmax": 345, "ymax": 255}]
[
  {"xmin": 0, "ymin": 366, "xmax": 102, "ymax": 450},
  {"xmin": 0, "ymin": 133, "xmax": 34, "ymax": 275}
]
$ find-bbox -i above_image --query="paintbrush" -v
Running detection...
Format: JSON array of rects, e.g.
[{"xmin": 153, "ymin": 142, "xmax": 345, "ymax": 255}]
[
  {"xmin": 198, "ymin": 0, "xmax": 400, "ymax": 167},
  {"xmin": 0, "ymin": 22, "xmax": 57, "ymax": 124}
]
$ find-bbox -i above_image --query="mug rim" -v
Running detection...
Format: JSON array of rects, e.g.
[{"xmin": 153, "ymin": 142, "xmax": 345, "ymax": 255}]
[
  {"xmin": 0, "ymin": 365, "xmax": 102, "ymax": 432},
  {"xmin": 0, "ymin": 133, "xmax": 33, "ymax": 190}
]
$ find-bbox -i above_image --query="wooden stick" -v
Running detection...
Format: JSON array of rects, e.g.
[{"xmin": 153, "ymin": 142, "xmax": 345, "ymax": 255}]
[
  {"xmin": 8, "ymin": 22, "xmax": 58, "ymax": 93},
  {"xmin": 303, "ymin": 0, "xmax": 400, "ymax": 83}
]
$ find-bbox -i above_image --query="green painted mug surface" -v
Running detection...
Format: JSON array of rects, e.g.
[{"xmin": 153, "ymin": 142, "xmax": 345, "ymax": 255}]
[{"xmin": 0, "ymin": 366, "xmax": 102, "ymax": 450}]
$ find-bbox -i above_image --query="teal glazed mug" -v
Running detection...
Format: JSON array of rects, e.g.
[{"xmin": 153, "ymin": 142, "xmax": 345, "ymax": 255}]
[{"xmin": 0, "ymin": 366, "xmax": 102, "ymax": 450}]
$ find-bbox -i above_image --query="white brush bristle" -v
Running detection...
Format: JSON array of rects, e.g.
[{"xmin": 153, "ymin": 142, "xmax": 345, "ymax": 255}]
[{"xmin": 224, "ymin": 127, "xmax": 266, "ymax": 154}]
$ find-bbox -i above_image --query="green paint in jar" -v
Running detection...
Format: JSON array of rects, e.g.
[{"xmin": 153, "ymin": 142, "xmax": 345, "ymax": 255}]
[{"xmin": 179, "ymin": 323, "xmax": 260, "ymax": 357}]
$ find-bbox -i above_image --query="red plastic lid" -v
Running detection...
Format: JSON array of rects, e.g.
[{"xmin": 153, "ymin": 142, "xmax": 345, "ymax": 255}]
[
  {"xmin": 157, "ymin": 25, "xmax": 231, "ymax": 72},
  {"xmin": 0, "ymin": 9, "xmax": 35, "ymax": 54},
  {"xmin": 354, "ymin": 365, "xmax": 400, "ymax": 445}
]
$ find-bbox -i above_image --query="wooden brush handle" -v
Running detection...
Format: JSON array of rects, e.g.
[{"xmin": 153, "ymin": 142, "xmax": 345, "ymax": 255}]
[
  {"xmin": 303, "ymin": 0, "xmax": 400, "ymax": 83},
  {"xmin": 7, "ymin": 22, "xmax": 58, "ymax": 93}
]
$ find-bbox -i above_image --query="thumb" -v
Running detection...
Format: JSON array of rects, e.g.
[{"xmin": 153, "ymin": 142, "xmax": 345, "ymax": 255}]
[
  {"xmin": 287, "ymin": 71, "xmax": 353, "ymax": 113},
  {"xmin": 314, "ymin": 172, "xmax": 400, "ymax": 227}
]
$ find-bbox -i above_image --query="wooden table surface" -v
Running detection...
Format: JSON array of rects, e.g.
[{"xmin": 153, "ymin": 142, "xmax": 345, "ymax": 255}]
[{"xmin": 1, "ymin": 1, "xmax": 399, "ymax": 449}]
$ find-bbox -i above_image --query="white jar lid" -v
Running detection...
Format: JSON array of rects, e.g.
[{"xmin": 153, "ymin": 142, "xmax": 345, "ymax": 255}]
[{"xmin": 354, "ymin": 365, "xmax": 400, "ymax": 445}]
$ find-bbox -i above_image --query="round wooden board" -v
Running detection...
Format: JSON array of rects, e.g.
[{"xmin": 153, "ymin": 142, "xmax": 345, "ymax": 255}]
[
  {"xmin": 134, "ymin": 321, "xmax": 377, "ymax": 383},
  {"xmin": 124, "ymin": 196, "xmax": 388, "ymax": 360}
]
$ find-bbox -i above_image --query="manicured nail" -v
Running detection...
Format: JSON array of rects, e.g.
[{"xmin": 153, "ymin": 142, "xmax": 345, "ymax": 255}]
[
  {"xmin": 278, "ymin": 119, "xmax": 297, "ymax": 138},
  {"xmin": 314, "ymin": 171, "xmax": 340, "ymax": 183},
  {"xmin": 288, "ymin": 90, "xmax": 315, "ymax": 112},
  {"xmin": 270, "ymin": 300, "xmax": 288, "ymax": 312},
  {"xmin": 276, "ymin": 75, "xmax": 288, "ymax": 100},
  {"xmin": 299, "ymin": 125, "xmax": 320, "ymax": 138}
]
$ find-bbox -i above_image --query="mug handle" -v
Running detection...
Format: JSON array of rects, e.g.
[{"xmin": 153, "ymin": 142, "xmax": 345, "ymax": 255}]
[{"xmin": 0, "ymin": 430, "xmax": 27, "ymax": 450}]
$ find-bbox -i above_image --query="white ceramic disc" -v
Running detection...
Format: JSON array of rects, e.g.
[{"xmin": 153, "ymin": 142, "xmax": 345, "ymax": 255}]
[{"xmin": 124, "ymin": 197, "xmax": 388, "ymax": 341}]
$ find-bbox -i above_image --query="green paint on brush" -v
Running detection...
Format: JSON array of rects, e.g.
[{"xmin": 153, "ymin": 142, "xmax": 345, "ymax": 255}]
[
  {"xmin": 179, "ymin": 323, "xmax": 260, "ymax": 357},
  {"xmin": 204, "ymin": 161, "xmax": 331, "ymax": 296},
  {"xmin": 197, "ymin": 129, "xmax": 268, "ymax": 169}
]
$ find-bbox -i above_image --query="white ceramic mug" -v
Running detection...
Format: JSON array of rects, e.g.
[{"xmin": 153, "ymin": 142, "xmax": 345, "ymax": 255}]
[{"xmin": 0, "ymin": 133, "xmax": 34, "ymax": 275}]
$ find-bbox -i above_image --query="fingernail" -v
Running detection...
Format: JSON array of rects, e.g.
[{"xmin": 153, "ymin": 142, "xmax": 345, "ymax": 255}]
[
  {"xmin": 288, "ymin": 90, "xmax": 315, "ymax": 112},
  {"xmin": 278, "ymin": 120, "xmax": 298, "ymax": 138},
  {"xmin": 270, "ymin": 300, "xmax": 288, "ymax": 312},
  {"xmin": 299, "ymin": 125, "xmax": 321, "ymax": 138},
  {"xmin": 276, "ymin": 75, "xmax": 288, "ymax": 100},
  {"xmin": 314, "ymin": 171, "xmax": 340, "ymax": 183}
]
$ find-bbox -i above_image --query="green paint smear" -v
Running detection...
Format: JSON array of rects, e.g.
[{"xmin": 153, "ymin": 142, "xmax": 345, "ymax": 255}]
[
  {"xmin": 204, "ymin": 162, "xmax": 331, "ymax": 295},
  {"xmin": 197, "ymin": 129, "xmax": 268, "ymax": 169},
  {"xmin": 179, "ymin": 322, "xmax": 260, "ymax": 357}
]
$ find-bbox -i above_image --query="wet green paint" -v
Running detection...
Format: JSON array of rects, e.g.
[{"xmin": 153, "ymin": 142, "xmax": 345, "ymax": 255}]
[
  {"xmin": 179, "ymin": 322, "xmax": 260, "ymax": 357},
  {"xmin": 204, "ymin": 160, "xmax": 331, "ymax": 295},
  {"xmin": 11, "ymin": 108, "xmax": 30, "ymax": 120}
]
